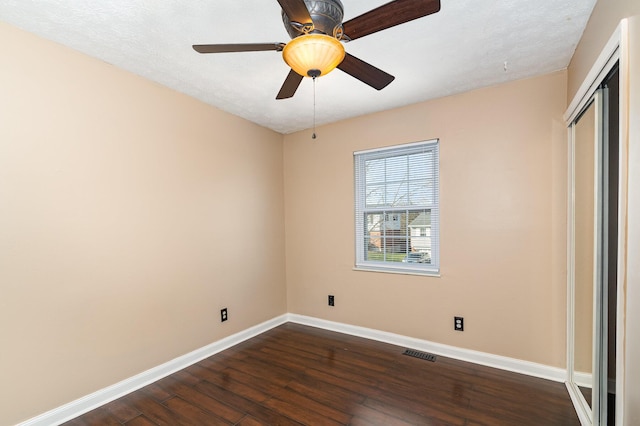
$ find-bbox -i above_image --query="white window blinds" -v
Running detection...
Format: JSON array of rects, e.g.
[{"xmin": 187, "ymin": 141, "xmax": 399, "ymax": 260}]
[{"xmin": 354, "ymin": 139, "xmax": 440, "ymax": 274}]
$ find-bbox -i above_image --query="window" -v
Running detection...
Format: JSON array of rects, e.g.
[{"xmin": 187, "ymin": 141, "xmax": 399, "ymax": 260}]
[{"xmin": 354, "ymin": 139, "xmax": 439, "ymax": 274}]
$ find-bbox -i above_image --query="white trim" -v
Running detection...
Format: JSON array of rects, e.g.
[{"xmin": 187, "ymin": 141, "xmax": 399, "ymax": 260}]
[
  {"xmin": 354, "ymin": 140, "xmax": 441, "ymax": 274},
  {"xmin": 615, "ymin": 19, "xmax": 629, "ymax": 426},
  {"xmin": 353, "ymin": 138, "xmax": 439, "ymax": 156},
  {"xmin": 287, "ymin": 314, "xmax": 566, "ymax": 382},
  {"xmin": 567, "ymin": 382, "xmax": 593, "ymax": 425},
  {"xmin": 592, "ymin": 89, "xmax": 606, "ymax": 425},
  {"xmin": 565, "ymin": 24, "xmax": 621, "ymax": 124},
  {"xmin": 18, "ymin": 315, "xmax": 288, "ymax": 426},
  {"xmin": 567, "ymin": 110, "xmax": 594, "ymax": 422},
  {"xmin": 567, "ymin": 124, "xmax": 576, "ymax": 386},
  {"xmin": 352, "ymin": 266, "xmax": 440, "ymax": 277}
]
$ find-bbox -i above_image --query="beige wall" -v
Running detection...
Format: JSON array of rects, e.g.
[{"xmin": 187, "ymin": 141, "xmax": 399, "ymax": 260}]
[
  {"xmin": 0, "ymin": 23, "xmax": 286, "ymax": 425},
  {"xmin": 567, "ymin": 0, "xmax": 640, "ymax": 103},
  {"xmin": 283, "ymin": 71, "xmax": 568, "ymax": 367}
]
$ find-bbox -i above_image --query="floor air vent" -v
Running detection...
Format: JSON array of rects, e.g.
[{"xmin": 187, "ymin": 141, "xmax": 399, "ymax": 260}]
[{"xmin": 403, "ymin": 349, "xmax": 436, "ymax": 362}]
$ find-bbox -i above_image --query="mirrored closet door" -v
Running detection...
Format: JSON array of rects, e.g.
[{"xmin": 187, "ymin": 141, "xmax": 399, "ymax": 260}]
[
  {"xmin": 567, "ymin": 66, "xmax": 619, "ymax": 426},
  {"xmin": 571, "ymin": 91, "xmax": 598, "ymax": 416}
]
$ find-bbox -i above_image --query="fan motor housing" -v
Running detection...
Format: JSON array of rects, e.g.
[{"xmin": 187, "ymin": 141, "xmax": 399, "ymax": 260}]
[{"xmin": 282, "ymin": 0, "xmax": 344, "ymax": 39}]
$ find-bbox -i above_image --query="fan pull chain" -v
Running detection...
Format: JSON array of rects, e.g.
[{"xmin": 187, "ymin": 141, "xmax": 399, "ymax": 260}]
[{"xmin": 312, "ymin": 76, "xmax": 317, "ymax": 139}]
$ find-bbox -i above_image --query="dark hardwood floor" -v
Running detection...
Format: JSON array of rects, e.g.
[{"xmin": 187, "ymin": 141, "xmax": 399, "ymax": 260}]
[{"xmin": 63, "ymin": 323, "xmax": 580, "ymax": 425}]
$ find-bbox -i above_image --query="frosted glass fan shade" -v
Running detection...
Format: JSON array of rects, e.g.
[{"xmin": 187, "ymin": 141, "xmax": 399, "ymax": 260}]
[{"xmin": 283, "ymin": 34, "xmax": 346, "ymax": 77}]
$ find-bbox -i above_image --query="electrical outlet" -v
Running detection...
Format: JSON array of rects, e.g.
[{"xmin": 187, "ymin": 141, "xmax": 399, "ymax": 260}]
[
  {"xmin": 221, "ymin": 308, "xmax": 228, "ymax": 322},
  {"xmin": 328, "ymin": 295, "xmax": 335, "ymax": 306},
  {"xmin": 454, "ymin": 316, "xmax": 464, "ymax": 331}
]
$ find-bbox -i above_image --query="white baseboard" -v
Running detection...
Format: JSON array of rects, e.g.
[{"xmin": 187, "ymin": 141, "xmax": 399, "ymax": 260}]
[
  {"xmin": 571, "ymin": 372, "xmax": 616, "ymax": 394},
  {"xmin": 18, "ymin": 315, "xmax": 288, "ymax": 426},
  {"xmin": 574, "ymin": 371, "xmax": 593, "ymax": 388},
  {"xmin": 287, "ymin": 314, "xmax": 567, "ymax": 383},
  {"xmin": 20, "ymin": 313, "xmax": 567, "ymax": 425}
]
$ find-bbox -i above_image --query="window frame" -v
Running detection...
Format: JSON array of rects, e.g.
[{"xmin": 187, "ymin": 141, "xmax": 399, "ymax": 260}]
[{"xmin": 354, "ymin": 139, "xmax": 440, "ymax": 276}]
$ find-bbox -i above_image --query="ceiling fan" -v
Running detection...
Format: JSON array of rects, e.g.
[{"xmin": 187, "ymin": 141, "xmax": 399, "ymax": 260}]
[{"xmin": 193, "ymin": 0, "xmax": 441, "ymax": 100}]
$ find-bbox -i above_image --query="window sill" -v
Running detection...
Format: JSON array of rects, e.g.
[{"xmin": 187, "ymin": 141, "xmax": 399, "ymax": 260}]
[{"xmin": 353, "ymin": 265, "xmax": 440, "ymax": 277}]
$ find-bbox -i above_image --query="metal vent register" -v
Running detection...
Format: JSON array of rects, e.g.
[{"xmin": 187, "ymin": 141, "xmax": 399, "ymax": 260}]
[{"xmin": 403, "ymin": 349, "xmax": 437, "ymax": 362}]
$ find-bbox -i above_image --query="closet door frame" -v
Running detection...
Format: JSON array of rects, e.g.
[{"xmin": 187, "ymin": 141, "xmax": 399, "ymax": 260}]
[{"xmin": 565, "ymin": 22, "xmax": 626, "ymax": 426}]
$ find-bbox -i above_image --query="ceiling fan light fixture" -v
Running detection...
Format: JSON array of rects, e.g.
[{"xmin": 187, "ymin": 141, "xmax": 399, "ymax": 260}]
[{"xmin": 283, "ymin": 34, "xmax": 345, "ymax": 78}]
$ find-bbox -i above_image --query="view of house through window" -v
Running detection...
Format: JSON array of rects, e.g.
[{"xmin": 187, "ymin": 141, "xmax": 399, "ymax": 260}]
[{"xmin": 354, "ymin": 140, "xmax": 439, "ymax": 274}]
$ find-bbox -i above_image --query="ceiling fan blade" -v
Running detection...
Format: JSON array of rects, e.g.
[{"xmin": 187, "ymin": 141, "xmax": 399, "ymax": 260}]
[
  {"xmin": 193, "ymin": 43, "xmax": 285, "ymax": 54},
  {"xmin": 342, "ymin": 0, "xmax": 441, "ymax": 41},
  {"xmin": 337, "ymin": 53, "xmax": 395, "ymax": 90},
  {"xmin": 277, "ymin": 0, "xmax": 313, "ymax": 25},
  {"xmin": 276, "ymin": 69, "xmax": 304, "ymax": 99}
]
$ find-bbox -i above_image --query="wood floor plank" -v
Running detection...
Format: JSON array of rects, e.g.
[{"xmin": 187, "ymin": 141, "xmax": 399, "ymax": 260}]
[
  {"xmin": 260, "ymin": 396, "xmax": 345, "ymax": 426},
  {"xmin": 360, "ymin": 396, "xmax": 459, "ymax": 425},
  {"xmin": 363, "ymin": 392, "xmax": 467, "ymax": 425},
  {"xmin": 123, "ymin": 415, "xmax": 157, "ymax": 426},
  {"xmin": 285, "ymin": 377, "xmax": 367, "ymax": 410},
  {"xmin": 197, "ymin": 366, "xmax": 280, "ymax": 403},
  {"xmin": 161, "ymin": 376, "xmax": 246, "ymax": 423},
  {"xmin": 302, "ymin": 366, "xmax": 379, "ymax": 396},
  {"xmin": 375, "ymin": 368, "xmax": 472, "ymax": 408},
  {"xmin": 221, "ymin": 356, "xmax": 296, "ymax": 388},
  {"xmin": 264, "ymin": 386, "xmax": 352, "ymax": 424},
  {"xmin": 162, "ymin": 396, "xmax": 231, "ymax": 425},
  {"xmin": 193, "ymin": 380, "xmax": 304, "ymax": 426},
  {"xmin": 121, "ymin": 393, "xmax": 190, "ymax": 426},
  {"xmin": 348, "ymin": 404, "xmax": 418, "ymax": 426},
  {"xmin": 61, "ymin": 407, "xmax": 121, "ymax": 426},
  {"xmin": 236, "ymin": 415, "xmax": 269, "ymax": 426},
  {"xmin": 102, "ymin": 398, "xmax": 141, "ymax": 423},
  {"xmin": 63, "ymin": 323, "xmax": 579, "ymax": 426},
  {"xmin": 138, "ymin": 382, "xmax": 174, "ymax": 403}
]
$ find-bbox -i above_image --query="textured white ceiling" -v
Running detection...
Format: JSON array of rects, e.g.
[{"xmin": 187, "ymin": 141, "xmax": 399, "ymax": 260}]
[{"xmin": 0, "ymin": 0, "xmax": 596, "ymax": 134}]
